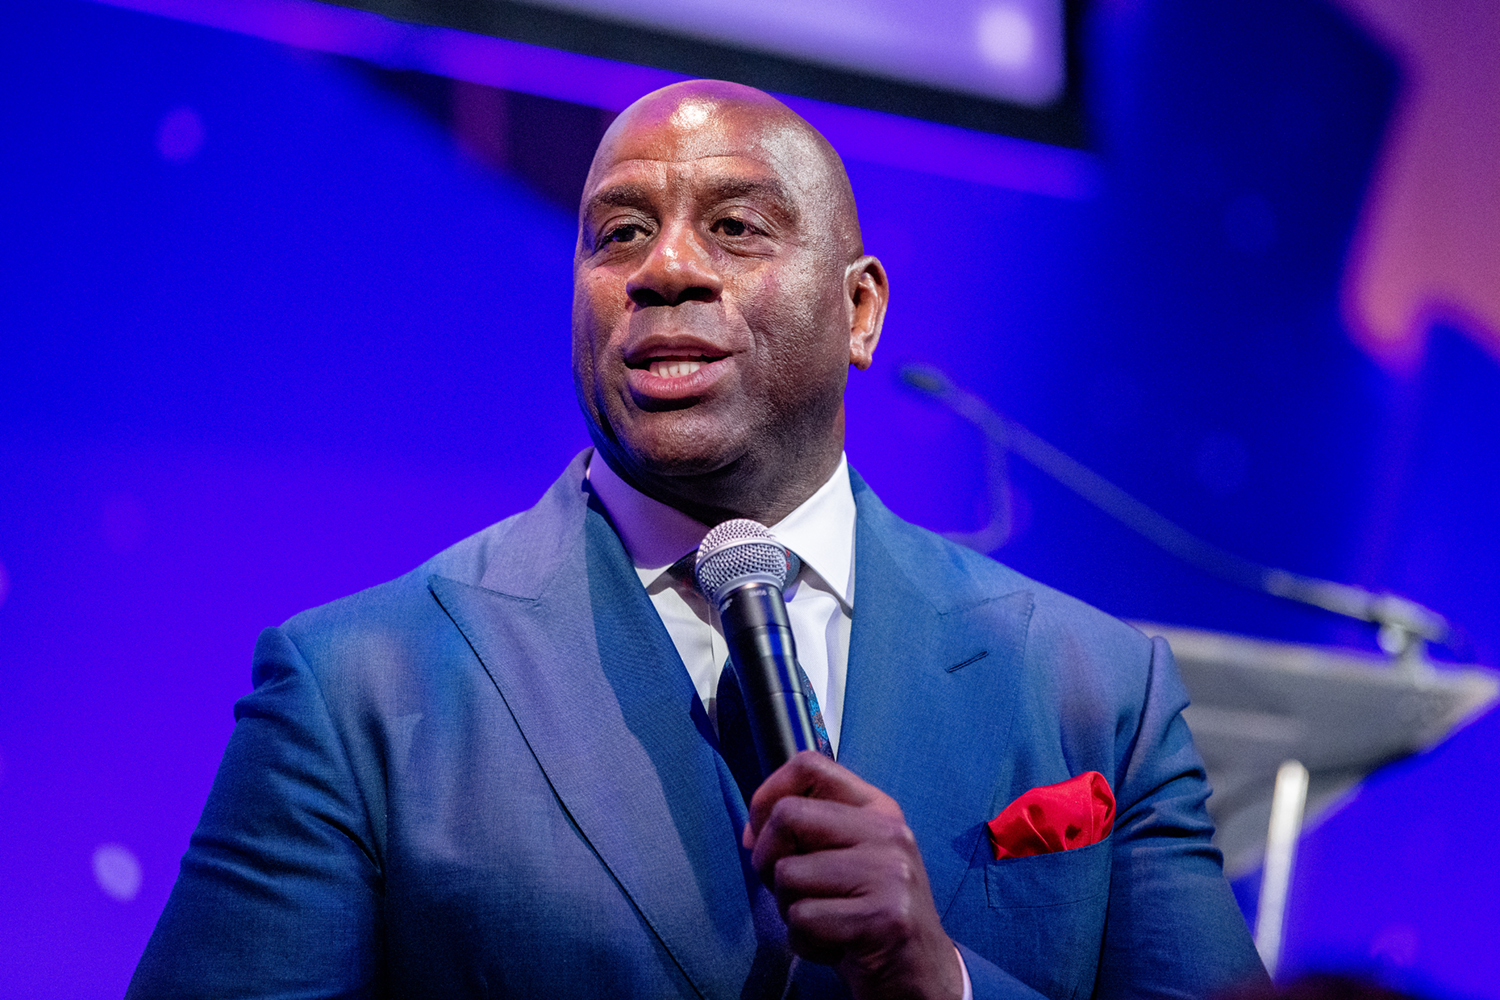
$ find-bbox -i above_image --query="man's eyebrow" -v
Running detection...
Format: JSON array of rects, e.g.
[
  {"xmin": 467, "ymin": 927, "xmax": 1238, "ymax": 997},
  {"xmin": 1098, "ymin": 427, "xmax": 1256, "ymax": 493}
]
[
  {"xmin": 583, "ymin": 177, "xmax": 801, "ymax": 221},
  {"xmin": 702, "ymin": 177, "xmax": 799, "ymax": 222},
  {"xmin": 583, "ymin": 183, "xmax": 656, "ymax": 216}
]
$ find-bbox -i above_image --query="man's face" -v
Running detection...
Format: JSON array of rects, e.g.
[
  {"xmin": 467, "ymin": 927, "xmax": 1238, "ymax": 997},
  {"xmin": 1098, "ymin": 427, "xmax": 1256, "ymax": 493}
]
[{"xmin": 571, "ymin": 88, "xmax": 880, "ymax": 513}]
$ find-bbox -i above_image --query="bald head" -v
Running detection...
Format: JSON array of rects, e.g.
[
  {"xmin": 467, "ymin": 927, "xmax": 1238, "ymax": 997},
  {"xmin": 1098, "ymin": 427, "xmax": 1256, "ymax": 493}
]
[{"xmin": 584, "ymin": 80, "xmax": 864, "ymax": 263}]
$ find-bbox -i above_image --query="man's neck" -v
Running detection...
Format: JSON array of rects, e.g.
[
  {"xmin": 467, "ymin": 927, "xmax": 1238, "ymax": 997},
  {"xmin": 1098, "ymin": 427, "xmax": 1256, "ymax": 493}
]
[
  {"xmin": 589, "ymin": 440, "xmax": 846, "ymax": 527},
  {"xmin": 588, "ymin": 449, "xmax": 855, "ymax": 607}
]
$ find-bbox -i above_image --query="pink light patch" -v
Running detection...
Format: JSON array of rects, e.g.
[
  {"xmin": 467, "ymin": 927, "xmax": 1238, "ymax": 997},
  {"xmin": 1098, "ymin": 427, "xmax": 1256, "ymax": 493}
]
[
  {"xmin": 156, "ymin": 105, "xmax": 204, "ymax": 161},
  {"xmin": 1332, "ymin": 0, "xmax": 1500, "ymax": 374}
]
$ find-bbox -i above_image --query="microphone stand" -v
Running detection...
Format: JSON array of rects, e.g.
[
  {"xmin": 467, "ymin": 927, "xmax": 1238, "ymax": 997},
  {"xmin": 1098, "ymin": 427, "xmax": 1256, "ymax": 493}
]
[{"xmin": 898, "ymin": 363, "xmax": 1453, "ymax": 671}]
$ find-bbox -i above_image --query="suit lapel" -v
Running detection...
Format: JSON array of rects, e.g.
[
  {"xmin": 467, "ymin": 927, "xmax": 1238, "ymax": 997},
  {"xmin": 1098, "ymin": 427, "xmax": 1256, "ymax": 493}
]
[
  {"xmin": 838, "ymin": 479, "xmax": 1035, "ymax": 918},
  {"xmin": 428, "ymin": 459, "xmax": 758, "ymax": 999}
]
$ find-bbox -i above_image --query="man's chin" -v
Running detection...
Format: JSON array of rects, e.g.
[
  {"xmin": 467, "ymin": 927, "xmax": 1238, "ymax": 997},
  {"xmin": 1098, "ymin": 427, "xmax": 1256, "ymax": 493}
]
[
  {"xmin": 613, "ymin": 445, "xmax": 741, "ymax": 483},
  {"xmin": 600, "ymin": 410, "xmax": 747, "ymax": 474},
  {"xmin": 595, "ymin": 427, "xmax": 751, "ymax": 494}
]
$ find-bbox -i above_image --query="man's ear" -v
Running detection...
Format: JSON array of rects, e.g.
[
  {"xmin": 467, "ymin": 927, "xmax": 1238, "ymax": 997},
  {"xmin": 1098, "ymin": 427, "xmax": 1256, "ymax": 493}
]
[{"xmin": 845, "ymin": 255, "xmax": 888, "ymax": 371}]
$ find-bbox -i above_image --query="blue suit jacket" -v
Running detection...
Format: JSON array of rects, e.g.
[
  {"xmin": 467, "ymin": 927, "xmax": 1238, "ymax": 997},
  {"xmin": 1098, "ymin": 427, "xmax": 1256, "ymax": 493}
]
[{"xmin": 128, "ymin": 452, "xmax": 1265, "ymax": 999}]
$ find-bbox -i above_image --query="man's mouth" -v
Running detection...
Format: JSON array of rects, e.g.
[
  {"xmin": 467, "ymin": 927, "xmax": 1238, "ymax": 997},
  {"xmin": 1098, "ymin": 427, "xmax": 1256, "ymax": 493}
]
[
  {"xmin": 622, "ymin": 345, "xmax": 732, "ymax": 403},
  {"xmin": 647, "ymin": 356, "xmax": 712, "ymax": 379}
]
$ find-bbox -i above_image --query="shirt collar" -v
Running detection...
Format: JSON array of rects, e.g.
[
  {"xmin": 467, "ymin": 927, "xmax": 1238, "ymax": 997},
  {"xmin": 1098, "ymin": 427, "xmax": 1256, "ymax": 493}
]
[{"xmin": 586, "ymin": 451, "xmax": 856, "ymax": 608}]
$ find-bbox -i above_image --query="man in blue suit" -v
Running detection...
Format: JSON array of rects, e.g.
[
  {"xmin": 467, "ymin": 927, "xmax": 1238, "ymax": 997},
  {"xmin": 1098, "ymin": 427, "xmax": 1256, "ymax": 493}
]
[{"xmin": 128, "ymin": 80, "xmax": 1266, "ymax": 998}]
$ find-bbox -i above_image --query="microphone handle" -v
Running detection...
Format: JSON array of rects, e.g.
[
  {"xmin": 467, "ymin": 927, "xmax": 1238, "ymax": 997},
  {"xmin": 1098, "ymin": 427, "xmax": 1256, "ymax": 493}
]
[{"xmin": 720, "ymin": 581, "xmax": 820, "ymax": 781}]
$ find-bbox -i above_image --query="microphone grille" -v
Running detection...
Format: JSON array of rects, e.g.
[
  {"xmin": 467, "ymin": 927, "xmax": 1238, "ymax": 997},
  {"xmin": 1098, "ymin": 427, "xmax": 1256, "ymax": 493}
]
[{"xmin": 694, "ymin": 518, "xmax": 789, "ymax": 605}]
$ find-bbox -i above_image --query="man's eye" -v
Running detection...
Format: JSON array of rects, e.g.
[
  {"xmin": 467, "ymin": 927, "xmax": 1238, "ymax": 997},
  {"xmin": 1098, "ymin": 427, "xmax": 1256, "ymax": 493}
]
[
  {"xmin": 602, "ymin": 224, "xmax": 645, "ymax": 245},
  {"xmin": 715, "ymin": 218, "xmax": 748, "ymax": 237}
]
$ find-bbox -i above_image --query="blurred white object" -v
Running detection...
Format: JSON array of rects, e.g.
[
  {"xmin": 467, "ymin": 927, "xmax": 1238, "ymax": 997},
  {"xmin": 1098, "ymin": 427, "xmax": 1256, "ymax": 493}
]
[{"xmin": 1255, "ymin": 760, "xmax": 1310, "ymax": 979}]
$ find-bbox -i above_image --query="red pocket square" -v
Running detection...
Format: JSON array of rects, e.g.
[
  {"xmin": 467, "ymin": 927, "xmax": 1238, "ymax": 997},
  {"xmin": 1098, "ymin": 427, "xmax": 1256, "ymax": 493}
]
[{"xmin": 987, "ymin": 771, "xmax": 1116, "ymax": 860}]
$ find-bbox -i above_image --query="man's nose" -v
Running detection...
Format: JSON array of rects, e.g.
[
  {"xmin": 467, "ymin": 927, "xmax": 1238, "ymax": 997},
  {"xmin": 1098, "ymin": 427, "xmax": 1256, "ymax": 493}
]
[{"xmin": 626, "ymin": 222, "xmax": 723, "ymax": 307}]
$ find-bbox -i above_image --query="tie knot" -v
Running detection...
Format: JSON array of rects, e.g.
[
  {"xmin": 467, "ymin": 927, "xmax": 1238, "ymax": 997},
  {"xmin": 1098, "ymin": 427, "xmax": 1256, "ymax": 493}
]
[
  {"xmin": 783, "ymin": 548, "xmax": 802, "ymax": 585},
  {"xmin": 667, "ymin": 550, "xmax": 699, "ymax": 586}
]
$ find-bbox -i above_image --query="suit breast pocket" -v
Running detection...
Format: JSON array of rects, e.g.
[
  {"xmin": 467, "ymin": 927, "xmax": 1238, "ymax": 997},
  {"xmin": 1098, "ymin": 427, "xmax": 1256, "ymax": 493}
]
[
  {"xmin": 984, "ymin": 836, "xmax": 1111, "ymax": 909},
  {"xmin": 978, "ymin": 838, "xmax": 1111, "ymax": 999}
]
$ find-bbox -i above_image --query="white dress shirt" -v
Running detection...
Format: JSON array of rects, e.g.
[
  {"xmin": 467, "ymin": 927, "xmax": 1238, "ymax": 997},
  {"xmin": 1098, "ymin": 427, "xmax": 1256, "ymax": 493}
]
[{"xmin": 587, "ymin": 452, "xmax": 856, "ymax": 754}]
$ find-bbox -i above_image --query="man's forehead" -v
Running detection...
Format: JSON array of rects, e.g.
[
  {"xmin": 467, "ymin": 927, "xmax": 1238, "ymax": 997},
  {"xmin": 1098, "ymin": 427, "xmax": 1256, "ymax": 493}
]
[
  {"xmin": 585, "ymin": 154, "xmax": 795, "ymax": 209},
  {"xmin": 587, "ymin": 89, "xmax": 828, "ymax": 195}
]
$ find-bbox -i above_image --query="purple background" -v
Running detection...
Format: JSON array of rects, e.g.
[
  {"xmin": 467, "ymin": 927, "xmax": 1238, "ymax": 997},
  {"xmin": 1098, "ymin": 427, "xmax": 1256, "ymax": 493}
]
[{"xmin": 2, "ymin": 0, "xmax": 1498, "ymax": 996}]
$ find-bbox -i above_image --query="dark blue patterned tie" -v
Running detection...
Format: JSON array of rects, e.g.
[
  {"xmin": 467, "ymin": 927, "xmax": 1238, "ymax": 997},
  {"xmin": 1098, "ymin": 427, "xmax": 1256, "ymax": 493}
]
[{"xmin": 777, "ymin": 550, "xmax": 834, "ymax": 760}]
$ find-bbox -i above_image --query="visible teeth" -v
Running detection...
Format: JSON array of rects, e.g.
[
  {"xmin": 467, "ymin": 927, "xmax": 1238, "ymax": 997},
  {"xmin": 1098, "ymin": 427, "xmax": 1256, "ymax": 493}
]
[{"xmin": 649, "ymin": 359, "xmax": 704, "ymax": 379}]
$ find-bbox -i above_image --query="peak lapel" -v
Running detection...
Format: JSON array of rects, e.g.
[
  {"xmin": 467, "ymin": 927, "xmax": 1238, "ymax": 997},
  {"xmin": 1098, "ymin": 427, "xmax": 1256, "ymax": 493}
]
[
  {"xmin": 429, "ymin": 467, "xmax": 757, "ymax": 999},
  {"xmin": 838, "ymin": 484, "xmax": 1035, "ymax": 919}
]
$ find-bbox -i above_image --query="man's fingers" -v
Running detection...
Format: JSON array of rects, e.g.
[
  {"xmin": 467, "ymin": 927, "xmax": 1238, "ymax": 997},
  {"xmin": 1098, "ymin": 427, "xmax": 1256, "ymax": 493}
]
[
  {"xmin": 781, "ymin": 892, "xmax": 928, "ymax": 969},
  {"xmin": 770, "ymin": 840, "xmax": 925, "ymax": 905},
  {"xmin": 749, "ymin": 797, "xmax": 861, "ymax": 880},
  {"xmin": 747, "ymin": 751, "xmax": 895, "ymax": 836},
  {"xmin": 782, "ymin": 895, "xmax": 859, "ymax": 965},
  {"xmin": 749, "ymin": 795, "xmax": 910, "ymax": 883}
]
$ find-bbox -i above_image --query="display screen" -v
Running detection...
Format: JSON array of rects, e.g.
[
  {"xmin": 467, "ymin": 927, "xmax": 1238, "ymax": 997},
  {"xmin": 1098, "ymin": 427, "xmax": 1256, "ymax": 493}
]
[{"xmin": 523, "ymin": 0, "xmax": 1066, "ymax": 107}]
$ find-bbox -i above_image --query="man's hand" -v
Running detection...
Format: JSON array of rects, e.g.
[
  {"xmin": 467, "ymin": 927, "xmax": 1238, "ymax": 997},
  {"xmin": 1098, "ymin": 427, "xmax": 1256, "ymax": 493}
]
[{"xmin": 743, "ymin": 751, "xmax": 965, "ymax": 1000}]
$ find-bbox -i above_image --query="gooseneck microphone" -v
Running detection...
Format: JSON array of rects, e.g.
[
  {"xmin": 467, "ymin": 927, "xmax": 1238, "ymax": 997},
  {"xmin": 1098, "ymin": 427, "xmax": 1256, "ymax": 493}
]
[{"xmin": 694, "ymin": 519, "xmax": 819, "ymax": 783}]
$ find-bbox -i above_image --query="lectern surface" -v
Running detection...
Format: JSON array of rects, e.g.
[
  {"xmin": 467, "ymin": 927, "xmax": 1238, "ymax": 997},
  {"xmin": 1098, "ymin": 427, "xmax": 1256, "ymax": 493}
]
[{"xmin": 1132, "ymin": 623, "xmax": 1498, "ymax": 877}]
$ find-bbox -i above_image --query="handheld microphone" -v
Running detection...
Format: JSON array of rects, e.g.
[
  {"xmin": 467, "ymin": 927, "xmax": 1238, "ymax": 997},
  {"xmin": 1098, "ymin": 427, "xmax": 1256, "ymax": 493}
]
[{"xmin": 694, "ymin": 519, "xmax": 819, "ymax": 783}]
